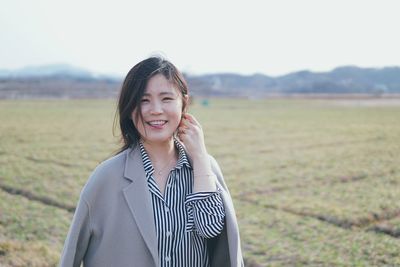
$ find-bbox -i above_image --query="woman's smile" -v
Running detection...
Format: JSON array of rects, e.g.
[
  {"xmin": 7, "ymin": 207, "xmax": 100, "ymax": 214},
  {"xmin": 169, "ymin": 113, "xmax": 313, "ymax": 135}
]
[{"xmin": 146, "ymin": 120, "xmax": 168, "ymax": 129}]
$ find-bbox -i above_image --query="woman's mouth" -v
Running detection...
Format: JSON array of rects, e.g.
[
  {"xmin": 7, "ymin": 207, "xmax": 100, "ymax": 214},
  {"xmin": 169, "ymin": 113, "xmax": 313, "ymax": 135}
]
[{"xmin": 147, "ymin": 120, "xmax": 168, "ymax": 129}]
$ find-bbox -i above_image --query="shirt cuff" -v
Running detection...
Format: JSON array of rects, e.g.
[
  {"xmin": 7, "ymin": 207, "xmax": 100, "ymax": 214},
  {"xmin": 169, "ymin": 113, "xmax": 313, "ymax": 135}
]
[
  {"xmin": 185, "ymin": 190, "xmax": 220, "ymax": 203},
  {"xmin": 185, "ymin": 188, "xmax": 225, "ymax": 238}
]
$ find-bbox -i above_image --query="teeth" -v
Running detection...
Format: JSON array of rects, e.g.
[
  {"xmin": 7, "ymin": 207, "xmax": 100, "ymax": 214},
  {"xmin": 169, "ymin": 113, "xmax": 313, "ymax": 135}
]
[{"xmin": 148, "ymin": 120, "xmax": 166, "ymax": 126}]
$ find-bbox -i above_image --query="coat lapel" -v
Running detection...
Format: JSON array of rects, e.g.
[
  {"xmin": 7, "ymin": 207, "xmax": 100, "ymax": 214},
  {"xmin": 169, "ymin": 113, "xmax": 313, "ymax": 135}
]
[{"xmin": 122, "ymin": 147, "xmax": 158, "ymax": 266}]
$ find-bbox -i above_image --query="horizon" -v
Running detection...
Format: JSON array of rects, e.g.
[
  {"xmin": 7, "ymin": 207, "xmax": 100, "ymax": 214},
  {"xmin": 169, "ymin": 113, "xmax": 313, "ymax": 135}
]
[{"xmin": 2, "ymin": 62, "xmax": 400, "ymax": 79}]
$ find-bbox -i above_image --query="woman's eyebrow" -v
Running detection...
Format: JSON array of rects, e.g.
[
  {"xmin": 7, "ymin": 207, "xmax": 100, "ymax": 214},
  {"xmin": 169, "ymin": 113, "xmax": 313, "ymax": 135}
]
[
  {"xmin": 159, "ymin": 92, "xmax": 176, "ymax": 96},
  {"xmin": 143, "ymin": 91, "xmax": 176, "ymax": 96}
]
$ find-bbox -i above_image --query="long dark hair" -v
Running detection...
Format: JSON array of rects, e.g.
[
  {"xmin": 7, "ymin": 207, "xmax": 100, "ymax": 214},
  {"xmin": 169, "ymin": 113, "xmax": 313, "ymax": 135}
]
[{"xmin": 113, "ymin": 56, "xmax": 189, "ymax": 154}]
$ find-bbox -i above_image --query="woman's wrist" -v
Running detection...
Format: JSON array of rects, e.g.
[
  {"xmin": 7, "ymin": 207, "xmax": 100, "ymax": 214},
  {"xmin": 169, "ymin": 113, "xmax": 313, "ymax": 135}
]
[
  {"xmin": 191, "ymin": 151, "xmax": 216, "ymax": 191},
  {"xmin": 193, "ymin": 173, "xmax": 216, "ymax": 181},
  {"xmin": 192, "ymin": 156, "xmax": 212, "ymax": 173},
  {"xmin": 190, "ymin": 149, "xmax": 208, "ymax": 162}
]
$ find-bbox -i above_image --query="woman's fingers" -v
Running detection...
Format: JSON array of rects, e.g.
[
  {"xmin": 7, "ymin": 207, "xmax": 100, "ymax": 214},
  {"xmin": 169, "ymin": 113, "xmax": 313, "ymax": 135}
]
[
  {"xmin": 178, "ymin": 113, "xmax": 208, "ymax": 159},
  {"xmin": 180, "ymin": 118, "xmax": 190, "ymax": 128},
  {"xmin": 183, "ymin": 113, "xmax": 201, "ymax": 127},
  {"xmin": 180, "ymin": 118, "xmax": 198, "ymax": 132},
  {"xmin": 178, "ymin": 114, "xmax": 203, "ymax": 145}
]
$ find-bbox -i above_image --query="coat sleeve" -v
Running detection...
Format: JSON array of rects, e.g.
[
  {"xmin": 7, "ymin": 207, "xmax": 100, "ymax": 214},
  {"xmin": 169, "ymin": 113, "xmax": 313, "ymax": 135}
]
[
  {"xmin": 209, "ymin": 155, "xmax": 245, "ymax": 267},
  {"xmin": 208, "ymin": 155, "xmax": 231, "ymax": 195},
  {"xmin": 59, "ymin": 195, "xmax": 92, "ymax": 267}
]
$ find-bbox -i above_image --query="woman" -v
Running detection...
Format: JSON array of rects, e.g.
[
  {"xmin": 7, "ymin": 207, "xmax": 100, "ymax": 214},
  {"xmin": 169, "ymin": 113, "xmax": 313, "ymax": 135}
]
[{"xmin": 60, "ymin": 56, "xmax": 243, "ymax": 267}]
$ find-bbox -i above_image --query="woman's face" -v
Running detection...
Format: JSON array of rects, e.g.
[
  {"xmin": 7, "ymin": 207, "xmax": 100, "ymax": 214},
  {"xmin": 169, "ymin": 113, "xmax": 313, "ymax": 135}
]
[{"xmin": 132, "ymin": 73, "xmax": 186, "ymax": 145}]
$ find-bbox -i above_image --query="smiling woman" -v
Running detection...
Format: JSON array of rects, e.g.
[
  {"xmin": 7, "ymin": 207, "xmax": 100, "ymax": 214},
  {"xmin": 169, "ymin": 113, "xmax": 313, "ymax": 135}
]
[
  {"xmin": 59, "ymin": 56, "xmax": 244, "ymax": 267},
  {"xmin": 132, "ymin": 74, "xmax": 187, "ymax": 147}
]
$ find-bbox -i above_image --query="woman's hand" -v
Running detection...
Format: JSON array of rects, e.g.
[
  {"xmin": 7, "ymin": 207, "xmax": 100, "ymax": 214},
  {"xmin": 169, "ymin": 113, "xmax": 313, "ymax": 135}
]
[
  {"xmin": 177, "ymin": 113, "xmax": 208, "ymax": 160},
  {"xmin": 177, "ymin": 113, "xmax": 217, "ymax": 192}
]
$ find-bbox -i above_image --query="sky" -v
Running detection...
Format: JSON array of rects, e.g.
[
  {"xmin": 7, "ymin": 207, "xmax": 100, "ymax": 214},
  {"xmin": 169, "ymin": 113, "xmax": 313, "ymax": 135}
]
[{"xmin": 1, "ymin": 0, "xmax": 400, "ymax": 77}]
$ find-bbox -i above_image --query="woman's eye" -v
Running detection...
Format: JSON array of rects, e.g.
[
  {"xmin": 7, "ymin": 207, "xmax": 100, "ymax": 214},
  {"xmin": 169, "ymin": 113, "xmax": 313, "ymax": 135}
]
[
  {"xmin": 163, "ymin": 97, "xmax": 173, "ymax": 102},
  {"xmin": 141, "ymin": 99, "xmax": 149, "ymax": 103}
]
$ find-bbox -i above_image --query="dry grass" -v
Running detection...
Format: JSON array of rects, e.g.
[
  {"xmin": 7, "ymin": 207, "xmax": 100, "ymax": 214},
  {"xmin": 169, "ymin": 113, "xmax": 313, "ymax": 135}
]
[{"xmin": 0, "ymin": 98, "xmax": 399, "ymax": 266}]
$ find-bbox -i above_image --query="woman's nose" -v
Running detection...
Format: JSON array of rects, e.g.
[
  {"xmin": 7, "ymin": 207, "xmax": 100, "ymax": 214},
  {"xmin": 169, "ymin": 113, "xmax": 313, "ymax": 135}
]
[{"xmin": 149, "ymin": 101, "xmax": 163, "ymax": 114}]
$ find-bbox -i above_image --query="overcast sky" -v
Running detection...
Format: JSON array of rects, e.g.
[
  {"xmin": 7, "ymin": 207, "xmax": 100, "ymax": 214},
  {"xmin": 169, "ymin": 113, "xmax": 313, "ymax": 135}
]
[{"xmin": 1, "ymin": 0, "xmax": 399, "ymax": 77}]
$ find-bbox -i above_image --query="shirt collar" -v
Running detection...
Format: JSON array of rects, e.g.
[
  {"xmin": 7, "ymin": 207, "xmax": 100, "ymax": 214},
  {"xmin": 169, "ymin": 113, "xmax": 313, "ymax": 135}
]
[
  {"xmin": 138, "ymin": 142, "xmax": 154, "ymax": 177},
  {"xmin": 138, "ymin": 138, "xmax": 192, "ymax": 177},
  {"xmin": 174, "ymin": 138, "xmax": 191, "ymax": 170}
]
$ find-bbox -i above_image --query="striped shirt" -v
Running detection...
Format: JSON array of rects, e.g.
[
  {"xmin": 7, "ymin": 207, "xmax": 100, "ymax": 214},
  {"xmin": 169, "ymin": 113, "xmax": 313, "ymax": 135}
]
[{"xmin": 139, "ymin": 139, "xmax": 225, "ymax": 267}]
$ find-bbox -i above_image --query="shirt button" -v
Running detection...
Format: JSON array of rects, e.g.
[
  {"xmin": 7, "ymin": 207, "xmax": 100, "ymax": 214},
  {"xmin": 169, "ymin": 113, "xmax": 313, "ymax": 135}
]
[
  {"xmin": 165, "ymin": 207, "xmax": 170, "ymax": 212},
  {"xmin": 165, "ymin": 256, "xmax": 170, "ymax": 262},
  {"xmin": 167, "ymin": 231, "xmax": 172, "ymax": 237},
  {"xmin": 167, "ymin": 184, "xmax": 171, "ymax": 188}
]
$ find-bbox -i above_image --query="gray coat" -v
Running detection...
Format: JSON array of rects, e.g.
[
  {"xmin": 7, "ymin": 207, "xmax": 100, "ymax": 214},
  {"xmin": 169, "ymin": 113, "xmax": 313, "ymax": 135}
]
[{"xmin": 59, "ymin": 146, "xmax": 244, "ymax": 267}]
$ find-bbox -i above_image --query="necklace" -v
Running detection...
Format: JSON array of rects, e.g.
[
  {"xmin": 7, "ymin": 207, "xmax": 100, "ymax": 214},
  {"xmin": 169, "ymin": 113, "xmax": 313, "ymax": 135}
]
[{"xmin": 155, "ymin": 157, "xmax": 175, "ymax": 175}]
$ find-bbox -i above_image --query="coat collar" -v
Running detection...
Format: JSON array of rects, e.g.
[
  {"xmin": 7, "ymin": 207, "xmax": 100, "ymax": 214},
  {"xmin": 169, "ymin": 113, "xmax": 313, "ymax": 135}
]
[{"xmin": 122, "ymin": 146, "xmax": 158, "ymax": 266}]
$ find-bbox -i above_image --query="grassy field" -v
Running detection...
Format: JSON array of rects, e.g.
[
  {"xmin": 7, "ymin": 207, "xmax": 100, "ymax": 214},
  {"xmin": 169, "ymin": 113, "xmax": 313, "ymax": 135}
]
[{"xmin": 0, "ymin": 98, "xmax": 399, "ymax": 266}]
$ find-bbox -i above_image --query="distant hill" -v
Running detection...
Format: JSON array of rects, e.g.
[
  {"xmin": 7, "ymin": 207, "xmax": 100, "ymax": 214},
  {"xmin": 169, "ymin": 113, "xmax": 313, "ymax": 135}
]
[
  {"xmin": 0, "ymin": 64, "xmax": 120, "ymax": 81},
  {"xmin": 188, "ymin": 66, "xmax": 400, "ymax": 96},
  {"xmin": 0, "ymin": 64, "xmax": 121, "ymax": 99},
  {"xmin": 0, "ymin": 64, "xmax": 400, "ymax": 99}
]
